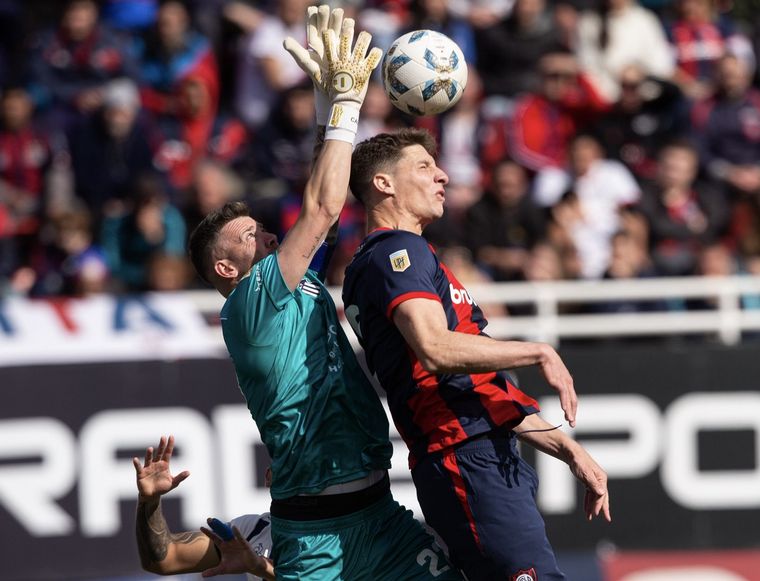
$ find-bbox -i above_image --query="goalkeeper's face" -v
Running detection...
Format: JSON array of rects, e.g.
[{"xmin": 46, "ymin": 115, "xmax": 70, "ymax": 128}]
[{"xmin": 216, "ymin": 217, "xmax": 279, "ymax": 280}]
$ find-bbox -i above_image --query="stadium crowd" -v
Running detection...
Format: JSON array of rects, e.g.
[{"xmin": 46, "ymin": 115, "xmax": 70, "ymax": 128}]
[{"xmin": 2, "ymin": 0, "xmax": 760, "ymax": 314}]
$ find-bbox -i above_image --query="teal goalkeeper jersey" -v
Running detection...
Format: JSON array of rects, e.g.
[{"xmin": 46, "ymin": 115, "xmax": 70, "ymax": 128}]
[{"xmin": 220, "ymin": 252, "xmax": 393, "ymax": 499}]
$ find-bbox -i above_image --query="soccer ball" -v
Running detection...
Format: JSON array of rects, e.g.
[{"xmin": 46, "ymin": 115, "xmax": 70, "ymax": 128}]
[{"xmin": 382, "ymin": 30, "xmax": 468, "ymax": 116}]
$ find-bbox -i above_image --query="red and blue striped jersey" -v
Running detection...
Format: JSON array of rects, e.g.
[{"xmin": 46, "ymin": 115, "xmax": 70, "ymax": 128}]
[{"xmin": 343, "ymin": 229, "xmax": 539, "ymax": 465}]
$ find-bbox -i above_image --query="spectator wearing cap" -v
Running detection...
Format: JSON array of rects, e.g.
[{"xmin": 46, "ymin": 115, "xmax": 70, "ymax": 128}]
[
  {"xmin": 68, "ymin": 78, "xmax": 155, "ymax": 216},
  {"xmin": 27, "ymin": 0, "xmax": 139, "ymax": 131}
]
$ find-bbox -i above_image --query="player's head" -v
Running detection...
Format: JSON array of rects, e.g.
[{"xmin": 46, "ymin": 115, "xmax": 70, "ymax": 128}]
[
  {"xmin": 188, "ymin": 201, "xmax": 278, "ymax": 296},
  {"xmin": 350, "ymin": 128, "xmax": 448, "ymax": 227}
]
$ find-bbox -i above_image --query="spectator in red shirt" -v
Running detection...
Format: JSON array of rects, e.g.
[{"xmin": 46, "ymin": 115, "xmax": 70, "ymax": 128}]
[{"xmin": 510, "ymin": 49, "xmax": 607, "ymax": 173}]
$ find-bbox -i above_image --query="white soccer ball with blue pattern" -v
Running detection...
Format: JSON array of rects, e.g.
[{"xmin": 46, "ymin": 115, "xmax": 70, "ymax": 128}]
[{"xmin": 382, "ymin": 30, "xmax": 468, "ymax": 116}]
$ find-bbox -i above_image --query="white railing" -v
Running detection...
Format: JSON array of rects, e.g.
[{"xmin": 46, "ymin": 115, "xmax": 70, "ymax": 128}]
[{"xmin": 186, "ymin": 275, "xmax": 760, "ymax": 348}]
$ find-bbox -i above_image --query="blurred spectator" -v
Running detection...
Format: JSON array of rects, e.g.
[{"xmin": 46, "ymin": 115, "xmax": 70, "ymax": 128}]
[
  {"xmin": 407, "ymin": 0, "xmax": 476, "ymax": 63},
  {"xmin": 474, "ymin": 0, "xmax": 563, "ymax": 100},
  {"xmin": 638, "ymin": 140, "xmax": 730, "ymax": 276},
  {"xmin": 465, "ymin": 159, "xmax": 546, "ymax": 281},
  {"xmin": 68, "ymin": 78, "xmax": 155, "ymax": 215},
  {"xmin": 0, "ymin": 86, "xmax": 52, "ymax": 259},
  {"xmin": 136, "ymin": 0, "xmax": 219, "ymax": 118},
  {"xmin": 592, "ymin": 228, "xmax": 667, "ymax": 313},
  {"xmin": 666, "ymin": 0, "xmax": 751, "ymax": 101},
  {"xmin": 692, "ymin": 52, "xmax": 760, "ymax": 197},
  {"xmin": 183, "ymin": 158, "xmax": 245, "ymax": 235},
  {"xmin": 576, "ymin": 0, "xmax": 675, "ymax": 103},
  {"xmin": 146, "ymin": 251, "xmax": 193, "ymax": 291},
  {"xmin": 247, "ymin": 82, "xmax": 315, "ymax": 196},
  {"xmin": 510, "ymin": 49, "xmax": 607, "ymax": 173},
  {"xmin": 540, "ymin": 133, "xmax": 640, "ymax": 278},
  {"xmin": 595, "ymin": 64, "xmax": 686, "ymax": 180},
  {"xmin": 101, "ymin": 172, "xmax": 186, "ymax": 290},
  {"xmin": 27, "ymin": 205, "xmax": 109, "ymax": 297},
  {"xmin": 235, "ymin": 0, "xmax": 308, "ymax": 128},
  {"xmin": 153, "ymin": 75, "xmax": 247, "ymax": 192},
  {"xmin": 28, "ymin": 0, "xmax": 138, "ymax": 130},
  {"xmin": 522, "ymin": 239, "xmax": 580, "ymax": 282},
  {"xmin": 449, "ymin": 0, "xmax": 513, "ymax": 28}
]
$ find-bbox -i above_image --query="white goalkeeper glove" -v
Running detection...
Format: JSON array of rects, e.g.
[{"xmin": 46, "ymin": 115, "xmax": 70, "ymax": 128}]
[
  {"xmin": 284, "ymin": 5, "xmax": 382, "ymax": 143},
  {"xmin": 283, "ymin": 4, "xmax": 343, "ymax": 126}
]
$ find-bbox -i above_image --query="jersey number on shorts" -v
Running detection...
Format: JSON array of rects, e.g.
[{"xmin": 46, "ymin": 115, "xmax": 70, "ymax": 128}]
[{"xmin": 416, "ymin": 547, "xmax": 451, "ymax": 577}]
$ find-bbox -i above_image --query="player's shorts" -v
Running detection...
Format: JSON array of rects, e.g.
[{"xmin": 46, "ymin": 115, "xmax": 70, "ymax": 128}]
[
  {"xmin": 269, "ymin": 478, "xmax": 462, "ymax": 581},
  {"xmin": 411, "ymin": 429, "xmax": 565, "ymax": 581}
]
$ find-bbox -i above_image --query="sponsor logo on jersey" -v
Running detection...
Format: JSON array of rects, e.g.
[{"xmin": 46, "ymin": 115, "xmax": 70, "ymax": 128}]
[
  {"xmin": 390, "ymin": 249, "xmax": 411, "ymax": 272},
  {"xmin": 449, "ymin": 283, "xmax": 475, "ymax": 305},
  {"xmin": 510, "ymin": 568, "xmax": 537, "ymax": 581},
  {"xmin": 298, "ymin": 278, "xmax": 320, "ymax": 298}
]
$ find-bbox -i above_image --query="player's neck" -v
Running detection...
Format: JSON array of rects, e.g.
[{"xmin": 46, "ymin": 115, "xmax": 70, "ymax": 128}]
[{"xmin": 367, "ymin": 211, "xmax": 424, "ymax": 236}]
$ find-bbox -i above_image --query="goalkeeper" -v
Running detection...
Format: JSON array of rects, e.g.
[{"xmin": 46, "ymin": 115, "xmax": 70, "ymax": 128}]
[{"xmin": 187, "ymin": 6, "xmax": 462, "ymax": 580}]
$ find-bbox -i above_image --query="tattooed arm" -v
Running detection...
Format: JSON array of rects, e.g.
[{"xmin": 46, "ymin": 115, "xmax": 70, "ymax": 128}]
[
  {"xmin": 133, "ymin": 436, "xmax": 218, "ymax": 574},
  {"xmin": 135, "ymin": 496, "xmax": 217, "ymax": 574}
]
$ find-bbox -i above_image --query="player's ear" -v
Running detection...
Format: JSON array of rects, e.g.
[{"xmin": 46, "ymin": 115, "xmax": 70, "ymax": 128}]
[
  {"xmin": 214, "ymin": 259, "xmax": 238, "ymax": 280},
  {"xmin": 372, "ymin": 172, "xmax": 394, "ymax": 196}
]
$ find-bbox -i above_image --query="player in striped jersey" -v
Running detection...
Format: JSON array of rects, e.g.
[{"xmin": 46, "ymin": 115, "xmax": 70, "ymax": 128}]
[{"xmin": 343, "ymin": 129, "xmax": 611, "ymax": 581}]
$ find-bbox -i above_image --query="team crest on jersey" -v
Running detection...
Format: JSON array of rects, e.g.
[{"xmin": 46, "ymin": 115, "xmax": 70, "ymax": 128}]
[
  {"xmin": 389, "ymin": 249, "xmax": 411, "ymax": 272},
  {"xmin": 510, "ymin": 568, "xmax": 537, "ymax": 581}
]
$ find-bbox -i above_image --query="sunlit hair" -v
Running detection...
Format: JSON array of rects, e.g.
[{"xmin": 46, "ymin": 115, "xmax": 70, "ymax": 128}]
[
  {"xmin": 349, "ymin": 128, "xmax": 437, "ymax": 204},
  {"xmin": 188, "ymin": 201, "xmax": 250, "ymax": 284}
]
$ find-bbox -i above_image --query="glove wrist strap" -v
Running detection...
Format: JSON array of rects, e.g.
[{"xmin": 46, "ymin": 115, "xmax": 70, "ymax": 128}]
[{"xmin": 325, "ymin": 102, "xmax": 360, "ymax": 144}]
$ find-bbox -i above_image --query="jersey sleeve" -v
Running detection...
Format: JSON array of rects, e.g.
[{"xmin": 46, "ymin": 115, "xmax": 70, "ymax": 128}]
[
  {"xmin": 372, "ymin": 233, "xmax": 441, "ymax": 319},
  {"xmin": 260, "ymin": 252, "xmax": 297, "ymax": 310}
]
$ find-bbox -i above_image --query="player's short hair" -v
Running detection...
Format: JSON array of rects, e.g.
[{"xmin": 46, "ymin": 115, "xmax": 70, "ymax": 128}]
[
  {"xmin": 350, "ymin": 128, "xmax": 437, "ymax": 204},
  {"xmin": 188, "ymin": 201, "xmax": 250, "ymax": 284}
]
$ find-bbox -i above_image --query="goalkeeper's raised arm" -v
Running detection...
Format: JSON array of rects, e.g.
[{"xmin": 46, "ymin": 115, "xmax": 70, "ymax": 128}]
[{"xmin": 274, "ymin": 5, "xmax": 381, "ymax": 291}]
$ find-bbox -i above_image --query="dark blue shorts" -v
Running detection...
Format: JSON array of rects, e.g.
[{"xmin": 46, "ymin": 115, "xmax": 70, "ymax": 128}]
[{"xmin": 411, "ymin": 431, "xmax": 565, "ymax": 581}]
